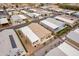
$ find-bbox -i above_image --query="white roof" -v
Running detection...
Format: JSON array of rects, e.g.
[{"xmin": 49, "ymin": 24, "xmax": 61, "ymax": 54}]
[
  {"xmin": 26, "ymin": 13, "xmax": 34, "ymax": 17},
  {"xmin": 41, "ymin": 6, "xmax": 48, "ymax": 9},
  {"xmin": 26, "ymin": 13, "xmax": 40, "ymax": 17},
  {"xmin": 58, "ymin": 42, "xmax": 79, "ymax": 56},
  {"xmin": 29, "ymin": 9, "xmax": 37, "ymax": 12},
  {"xmin": 37, "ymin": 10, "xmax": 52, "ymax": 14},
  {"xmin": 74, "ymin": 29, "xmax": 79, "ymax": 34},
  {"xmin": 16, "ymin": 8, "xmax": 24, "ymax": 10},
  {"xmin": 11, "ymin": 15, "xmax": 27, "ymax": 21},
  {"xmin": 54, "ymin": 16, "xmax": 75, "ymax": 24},
  {"xmin": 62, "ymin": 9, "xmax": 76, "ymax": 14},
  {"xmin": 73, "ymin": 12, "xmax": 79, "ymax": 17},
  {"xmin": 45, "ymin": 47, "xmax": 67, "ymax": 56},
  {"xmin": 6, "ymin": 8, "xmax": 15, "ymax": 11},
  {"xmin": 0, "ymin": 29, "xmax": 25, "ymax": 56},
  {"xmin": 8, "ymin": 11, "xmax": 12, "ymax": 15},
  {"xmin": 0, "ymin": 18, "xmax": 8, "ymax": 24},
  {"xmin": 19, "ymin": 26, "xmax": 40, "ymax": 44},
  {"xmin": 45, "ymin": 18, "xmax": 65, "ymax": 27},
  {"xmin": 46, "ymin": 42, "xmax": 79, "ymax": 56},
  {"xmin": 21, "ymin": 10, "xmax": 28, "ymax": 14},
  {"xmin": 32, "ymin": 13, "xmax": 40, "ymax": 17},
  {"xmin": 0, "ymin": 9, "xmax": 4, "ymax": 11},
  {"xmin": 49, "ymin": 8, "xmax": 63, "ymax": 12},
  {"xmin": 67, "ymin": 29, "xmax": 79, "ymax": 43},
  {"xmin": 19, "ymin": 15, "xmax": 27, "ymax": 19},
  {"xmin": 40, "ymin": 20, "xmax": 59, "ymax": 30}
]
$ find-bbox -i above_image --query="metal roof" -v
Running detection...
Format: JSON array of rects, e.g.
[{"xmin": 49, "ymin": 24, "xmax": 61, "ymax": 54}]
[
  {"xmin": 58, "ymin": 42, "xmax": 79, "ymax": 56},
  {"xmin": 73, "ymin": 12, "xmax": 79, "ymax": 17},
  {"xmin": 45, "ymin": 18, "xmax": 65, "ymax": 27},
  {"xmin": 45, "ymin": 47, "xmax": 67, "ymax": 56},
  {"xmin": 40, "ymin": 20, "xmax": 59, "ymax": 30},
  {"xmin": 67, "ymin": 29, "xmax": 79, "ymax": 43},
  {"xmin": 19, "ymin": 26, "xmax": 40, "ymax": 44},
  {"xmin": 28, "ymin": 23, "xmax": 51, "ymax": 39},
  {"xmin": 21, "ymin": 10, "xmax": 28, "ymax": 14},
  {"xmin": 54, "ymin": 15, "xmax": 78, "ymax": 24},
  {"xmin": 11, "ymin": 14, "xmax": 27, "ymax": 21},
  {"xmin": 46, "ymin": 42, "xmax": 79, "ymax": 56},
  {"xmin": 26, "ymin": 12, "xmax": 40, "ymax": 18},
  {"xmin": 0, "ymin": 29, "xmax": 25, "ymax": 56},
  {"xmin": 0, "ymin": 18, "xmax": 8, "ymax": 24}
]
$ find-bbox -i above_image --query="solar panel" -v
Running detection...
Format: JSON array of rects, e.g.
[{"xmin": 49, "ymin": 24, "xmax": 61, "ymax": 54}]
[{"xmin": 9, "ymin": 35, "xmax": 17, "ymax": 48}]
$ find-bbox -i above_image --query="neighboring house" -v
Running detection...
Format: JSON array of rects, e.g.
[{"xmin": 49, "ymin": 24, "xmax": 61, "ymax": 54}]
[
  {"xmin": 61, "ymin": 9, "xmax": 76, "ymax": 15},
  {"xmin": 16, "ymin": 23, "xmax": 54, "ymax": 55},
  {"xmin": 10, "ymin": 14, "xmax": 27, "ymax": 24},
  {"xmin": 54, "ymin": 15, "xmax": 79, "ymax": 27},
  {"xmin": 72, "ymin": 12, "xmax": 79, "ymax": 18},
  {"xmin": 45, "ymin": 42, "xmax": 79, "ymax": 56},
  {"xmin": 48, "ymin": 7, "xmax": 63, "ymax": 12},
  {"xmin": 36, "ymin": 9, "xmax": 53, "ymax": 16},
  {"xmin": 0, "ymin": 29, "xmax": 26, "ymax": 56},
  {"xmin": 26, "ymin": 12, "xmax": 41, "ymax": 18},
  {"xmin": 0, "ymin": 9, "xmax": 9, "ymax": 18},
  {"xmin": 66, "ymin": 28, "xmax": 79, "ymax": 49},
  {"xmin": 40, "ymin": 18, "xmax": 67, "ymax": 35},
  {"xmin": 0, "ymin": 18, "xmax": 9, "ymax": 27}
]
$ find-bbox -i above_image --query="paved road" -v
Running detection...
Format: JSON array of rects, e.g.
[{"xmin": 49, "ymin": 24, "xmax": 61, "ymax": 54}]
[
  {"xmin": 0, "ymin": 23, "xmax": 28, "ymax": 31},
  {"xmin": 33, "ymin": 38, "xmax": 64, "ymax": 56}
]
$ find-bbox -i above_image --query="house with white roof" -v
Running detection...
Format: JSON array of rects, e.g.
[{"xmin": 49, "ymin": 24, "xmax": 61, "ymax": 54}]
[
  {"xmin": 0, "ymin": 9, "xmax": 8, "ymax": 18},
  {"xmin": 36, "ymin": 9, "xmax": 53, "ymax": 16},
  {"xmin": 41, "ymin": 6, "xmax": 49, "ymax": 10},
  {"xmin": 6, "ymin": 8, "xmax": 15, "ymax": 12},
  {"xmin": 40, "ymin": 18, "xmax": 67, "ymax": 35},
  {"xmin": 28, "ymin": 9, "xmax": 37, "ymax": 12},
  {"xmin": 10, "ymin": 14, "xmax": 27, "ymax": 24},
  {"xmin": 0, "ymin": 29, "xmax": 26, "ymax": 56},
  {"xmin": 72, "ymin": 12, "xmax": 79, "ymax": 18},
  {"xmin": 48, "ymin": 7, "xmax": 63, "ymax": 12},
  {"xmin": 54, "ymin": 15, "xmax": 79, "ymax": 27},
  {"xmin": 61, "ymin": 9, "xmax": 76, "ymax": 15},
  {"xmin": 66, "ymin": 28, "xmax": 79, "ymax": 49},
  {"xmin": 16, "ymin": 23, "xmax": 53, "ymax": 55},
  {"xmin": 26, "ymin": 12, "xmax": 41, "ymax": 18},
  {"xmin": 20, "ymin": 10, "xmax": 28, "ymax": 14},
  {"xmin": 45, "ymin": 42, "xmax": 79, "ymax": 56},
  {"xmin": 0, "ymin": 18, "xmax": 9, "ymax": 27},
  {"xmin": 7, "ymin": 10, "xmax": 20, "ymax": 16},
  {"xmin": 16, "ymin": 8, "xmax": 24, "ymax": 11}
]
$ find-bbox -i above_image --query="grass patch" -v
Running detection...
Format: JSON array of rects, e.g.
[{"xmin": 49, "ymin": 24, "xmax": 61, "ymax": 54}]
[{"xmin": 56, "ymin": 26, "xmax": 71, "ymax": 36}]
